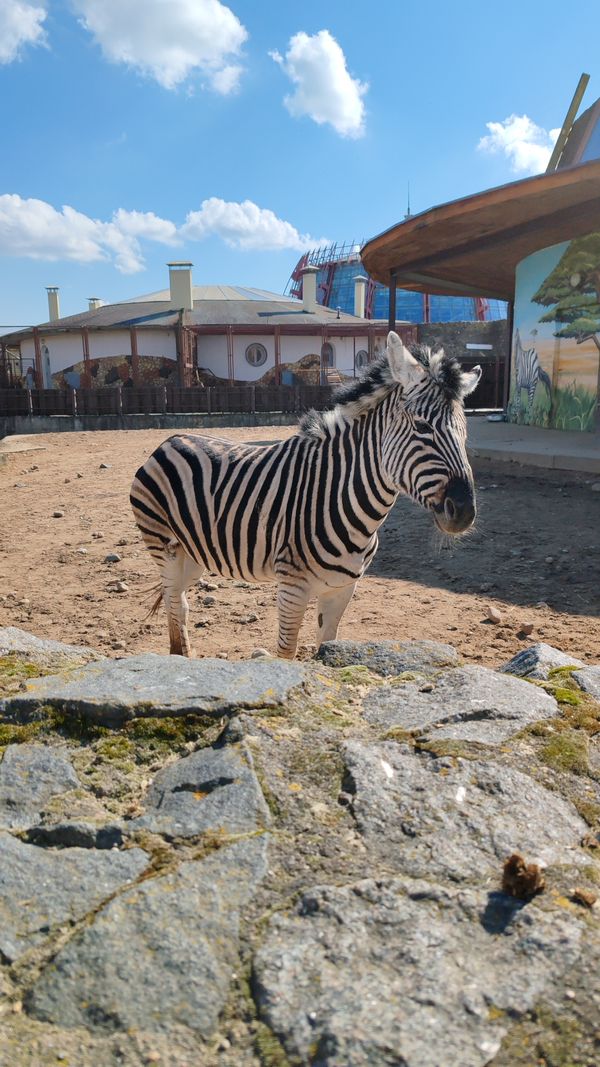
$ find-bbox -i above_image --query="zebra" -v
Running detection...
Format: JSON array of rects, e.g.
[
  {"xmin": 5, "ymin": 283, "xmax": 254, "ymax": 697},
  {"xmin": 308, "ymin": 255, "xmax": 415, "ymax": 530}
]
[
  {"xmin": 513, "ymin": 329, "xmax": 552, "ymax": 418},
  {"xmin": 130, "ymin": 332, "xmax": 481, "ymax": 660}
]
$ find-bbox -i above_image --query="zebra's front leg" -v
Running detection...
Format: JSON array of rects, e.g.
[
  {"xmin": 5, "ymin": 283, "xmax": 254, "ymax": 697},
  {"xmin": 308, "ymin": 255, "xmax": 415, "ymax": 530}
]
[
  {"xmin": 276, "ymin": 579, "xmax": 311, "ymax": 660},
  {"xmin": 160, "ymin": 541, "xmax": 204, "ymax": 657},
  {"xmin": 316, "ymin": 583, "xmax": 356, "ymax": 646}
]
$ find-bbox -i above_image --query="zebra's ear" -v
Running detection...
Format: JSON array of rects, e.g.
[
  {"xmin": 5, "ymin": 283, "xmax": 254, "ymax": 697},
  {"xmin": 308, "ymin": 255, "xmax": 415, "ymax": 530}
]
[
  {"xmin": 386, "ymin": 332, "xmax": 423, "ymax": 390},
  {"xmin": 460, "ymin": 365, "xmax": 482, "ymax": 397}
]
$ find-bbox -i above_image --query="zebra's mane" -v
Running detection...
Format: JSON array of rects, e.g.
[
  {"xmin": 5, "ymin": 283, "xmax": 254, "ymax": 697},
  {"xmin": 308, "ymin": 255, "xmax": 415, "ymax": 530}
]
[{"xmin": 298, "ymin": 344, "xmax": 464, "ymax": 437}]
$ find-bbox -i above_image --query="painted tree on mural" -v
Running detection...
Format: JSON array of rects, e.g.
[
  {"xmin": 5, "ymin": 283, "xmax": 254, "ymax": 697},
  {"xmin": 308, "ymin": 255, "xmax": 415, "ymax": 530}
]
[{"xmin": 532, "ymin": 233, "xmax": 600, "ymax": 351}]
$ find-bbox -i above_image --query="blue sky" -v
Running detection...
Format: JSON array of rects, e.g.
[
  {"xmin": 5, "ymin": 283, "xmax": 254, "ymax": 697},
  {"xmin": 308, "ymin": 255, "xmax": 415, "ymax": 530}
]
[{"xmin": 1, "ymin": 0, "xmax": 599, "ymax": 329}]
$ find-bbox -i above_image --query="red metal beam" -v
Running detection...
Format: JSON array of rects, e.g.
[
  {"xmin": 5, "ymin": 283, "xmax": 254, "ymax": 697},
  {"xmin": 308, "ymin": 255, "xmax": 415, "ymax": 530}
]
[
  {"xmin": 81, "ymin": 328, "xmax": 91, "ymax": 388},
  {"xmin": 274, "ymin": 326, "xmax": 281, "ymax": 385},
  {"xmin": 32, "ymin": 328, "xmax": 43, "ymax": 388},
  {"xmin": 226, "ymin": 326, "xmax": 234, "ymax": 384}
]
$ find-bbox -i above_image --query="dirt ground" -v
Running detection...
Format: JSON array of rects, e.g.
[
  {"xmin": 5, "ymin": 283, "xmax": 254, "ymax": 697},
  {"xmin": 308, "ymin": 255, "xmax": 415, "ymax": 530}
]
[{"xmin": 1, "ymin": 425, "xmax": 600, "ymax": 668}]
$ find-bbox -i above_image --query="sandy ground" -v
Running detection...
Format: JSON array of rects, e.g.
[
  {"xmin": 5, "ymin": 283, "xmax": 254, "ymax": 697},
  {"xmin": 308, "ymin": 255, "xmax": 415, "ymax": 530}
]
[{"xmin": 1, "ymin": 424, "xmax": 600, "ymax": 668}]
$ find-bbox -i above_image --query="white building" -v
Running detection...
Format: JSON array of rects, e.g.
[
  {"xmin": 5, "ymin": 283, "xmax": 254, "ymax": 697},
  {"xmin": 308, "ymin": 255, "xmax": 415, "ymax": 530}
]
[{"xmin": 1, "ymin": 264, "xmax": 404, "ymax": 390}]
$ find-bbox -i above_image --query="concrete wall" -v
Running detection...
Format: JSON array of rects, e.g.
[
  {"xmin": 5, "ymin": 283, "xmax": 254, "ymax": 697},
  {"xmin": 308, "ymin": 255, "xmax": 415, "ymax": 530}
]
[
  {"xmin": 0, "ymin": 411, "xmax": 299, "ymax": 437},
  {"xmin": 417, "ymin": 320, "xmax": 508, "ymax": 361}
]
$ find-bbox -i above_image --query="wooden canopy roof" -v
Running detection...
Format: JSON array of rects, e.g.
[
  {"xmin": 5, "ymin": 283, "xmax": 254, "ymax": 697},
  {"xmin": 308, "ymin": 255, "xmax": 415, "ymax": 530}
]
[{"xmin": 361, "ymin": 159, "xmax": 600, "ymax": 302}]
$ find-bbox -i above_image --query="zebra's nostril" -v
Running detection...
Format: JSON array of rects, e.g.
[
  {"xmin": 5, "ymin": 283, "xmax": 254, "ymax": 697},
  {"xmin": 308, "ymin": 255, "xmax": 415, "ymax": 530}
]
[{"xmin": 444, "ymin": 497, "xmax": 457, "ymax": 521}]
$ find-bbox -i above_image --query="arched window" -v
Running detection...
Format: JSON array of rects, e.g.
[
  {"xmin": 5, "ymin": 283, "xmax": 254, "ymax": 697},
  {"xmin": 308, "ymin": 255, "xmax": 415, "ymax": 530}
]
[
  {"xmin": 355, "ymin": 349, "xmax": 369, "ymax": 371},
  {"xmin": 321, "ymin": 341, "xmax": 335, "ymax": 367},
  {"xmin": 245, "ymin": 342, "xmax": 268, "ymax": 367}
]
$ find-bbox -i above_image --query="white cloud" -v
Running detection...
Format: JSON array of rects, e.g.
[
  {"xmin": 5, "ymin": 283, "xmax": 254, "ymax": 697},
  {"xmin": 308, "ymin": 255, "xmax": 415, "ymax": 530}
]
[
  {"xmin": 182, "ymin": 197, "xmax": 324, "ymax": 251},
  {"xmin": 0, "ymin": 0, "xmax": 47, "ymax": 64},
  {"xmin": 72, "ymin": 0, "xmax": 247, "ymax": 91},
  {"xmin": 0, "ymin": 195, "xmax": 178, "ymax": 274},
  {"xmin": 477, "ymin": 114, "xmax": 561, "ymax": 176},
  {"xmin": 0, "ymin": 193, "xmax": 320, "ymax": 271},
  {"xmin": 271, "ymin": 29, "xmax": 367, "ymax": 139}
]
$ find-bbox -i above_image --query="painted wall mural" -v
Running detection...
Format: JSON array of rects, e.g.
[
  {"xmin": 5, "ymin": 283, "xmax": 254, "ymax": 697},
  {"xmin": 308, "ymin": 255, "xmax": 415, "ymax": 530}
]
[
  {"xmin": 509, "ymin": 234, "xmax": 600, "ymax": 431},
  {"xmin": 51, "ymin": 354, "xmax": 177, "ymax": 389}
]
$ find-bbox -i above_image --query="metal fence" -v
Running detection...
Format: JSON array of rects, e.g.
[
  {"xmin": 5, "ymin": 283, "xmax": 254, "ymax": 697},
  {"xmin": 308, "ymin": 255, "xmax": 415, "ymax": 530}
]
[{"xmin": 0, "ymin": 384, "xmax": 335, "ymax": 419}]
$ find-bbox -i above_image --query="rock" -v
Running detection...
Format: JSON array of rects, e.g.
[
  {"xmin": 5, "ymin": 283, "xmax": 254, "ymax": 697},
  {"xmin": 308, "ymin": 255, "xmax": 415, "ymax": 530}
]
[
  {"xmin": 111, "ymin": 641, "xmax": 127, "ymax": 651},
  {"xmin": 486, "ymin": 605, "xmax": 502, "ymax": 624},
  {"xmin": 99, "ymin": 463, "xmax": 111, "ymax": 469},
  {"xmin": 545, "ymin": 555, "xmax": 555, "ymax": 564},
  {"xmin": 362, "ymin": 665, "xmax": 557, "ymax": 743},
  {"xmin": 0, "ymin": 654, "xmax": 308, "ymax": 727},
  {"xmin": 0, "ymin": 627, "xmax": 101, "ymax": 667},
  {"xmin": 316, "ymin": 639, "xmax": 459, "ymax": 677},
  {"xmin": 52, "ymin": 511, "xmax": 65, "ymax": 519},
  {"xmin": 116, "ymin": 538, "xmax": 128, "ymax": 546},
  {"xmin": 202, "ymin": 595, "xmax": 217, "ymax": 607},
  {"xmin": 91, "ymin": 531, "xmax": 104, "ymax": 539},
  {"xmin": 572, "ymin": 666, "xmax": 600, "ymax": 701},
  {"xmin": 242, "ymin": 613, "xmax": 259, "ymax": 624},
  {"xmin": 591, "ymin": 482, "xmax": 600, "ymax": 492},
  {"xmin": 24, "ymin": 822, "xmax": 124, "ymax": 850},
  {"xmin": 131, "ymin": 745, "xmax": 270, "ymax": 839},
  {"xmin": 341, "ymin": 741, "xmax": 587, "ymax": 883},
  {"xmin": 76, "ymin": 472, "xmax": 83, "ymax": 478},
  {"xmin": 0, "ymin": 745, "xmax": 80, "ymax": 832},
  {"xmin": 251, "ymin": 648, "xmax": 271, "ymax": 659},
  {"xmin": 253, "ymin": 876, "xmax": 582, "ymax": 1067},
  {"xmin": 106, "ymin": 580, "xmax": 128, "ymax": 593},
  {"xmin": 103, "ymin": 553, "xmax": 121, "ymax": 564},
  {"xmin": 518, "ymin": 621, "xmax": 534, "ymax": 636},
  {"xmin": 28, "ymin": 838, "xmax": 268, "ymax": 1036},
  {"xmin": 0, "ymin": 833, "xmax": 148, "ymax": 962},
  {"xmin": 76, "ymin": 547, "xmax": 88, "ymax": 555},
  {"xmin": 501, "ymin": 642, "xmax": 584, "ymax": 680}
]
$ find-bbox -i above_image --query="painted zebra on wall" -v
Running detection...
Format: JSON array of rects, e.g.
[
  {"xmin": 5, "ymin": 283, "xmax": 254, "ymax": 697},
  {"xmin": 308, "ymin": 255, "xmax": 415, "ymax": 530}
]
[
  {"xmin": 513, "ymin": 329, "xmax": 552, "ymax": 419},
  {"xmin": 130, "ymin": 333, "xmax": 481, "ymax": 659}
]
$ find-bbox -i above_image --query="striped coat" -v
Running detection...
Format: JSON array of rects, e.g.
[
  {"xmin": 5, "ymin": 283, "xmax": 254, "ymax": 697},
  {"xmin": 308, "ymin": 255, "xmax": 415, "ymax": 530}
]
[{"xmin": 131, "ymin": 333, "xmax": 481, "ymax": 658}]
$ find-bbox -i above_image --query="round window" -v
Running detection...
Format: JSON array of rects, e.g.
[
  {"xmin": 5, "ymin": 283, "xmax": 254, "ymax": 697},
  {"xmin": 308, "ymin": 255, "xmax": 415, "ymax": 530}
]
[
  {"xmin": 321, "ymin": 341, "xmax": 335, "ymax": 367},
  {"xmin": 355, "ymin": 349, "xmax": 368, "ymax": 370},
  {"xmin": 245, "ymin": 342, "xmax": 268, "ymax": 367}
]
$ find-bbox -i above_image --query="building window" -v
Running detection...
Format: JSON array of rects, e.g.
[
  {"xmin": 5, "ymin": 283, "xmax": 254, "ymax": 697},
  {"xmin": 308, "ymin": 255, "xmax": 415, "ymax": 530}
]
[
  {"xmin": 355, "ymin": 348, "xmax": 368, "ymax": 371},
  {"xmin": 245, "ymin": 342, "xmax": 268, "ymax": 367},
  {"xmin": 321, "ymin": 341, "xmax": 335, "ymax": 367}
]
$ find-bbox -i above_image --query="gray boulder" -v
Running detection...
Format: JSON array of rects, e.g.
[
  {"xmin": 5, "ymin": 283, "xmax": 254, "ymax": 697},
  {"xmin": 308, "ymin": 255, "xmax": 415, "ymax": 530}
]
[
  {"xmin": 0, "ymin": 653, "xmax": 307, "ymax": 727},
  {"xmin": 0, "ymin": 626, "xmax": 101, "ymax": 666},
  {"xmin": 316, "ymin": 639, "xmax": 459, "ymax": 676},
  {"xmin": 573, "ymin": 666, "xmax": 600, "ymax": 701},
  {"xmin": 28, "ymin": 837, "xmax": 268, "ymax": 1036},
  {"xmin": 0, "ymin": 744, "xmax": 80, "ymax": 831},
  {"xmin": 253, "ymin": 876, "xmax": 583, "ymax": 1067},
  {"xmin": 342, "ymin": 740, "xmax": 588, "ymax": 883},
  {"xmin": 0, "ymin": 833, "xmax": 149, "ymax": 962},
  {"xmin": 363, "ymin": 665, "xmax": 557, "ymax": 743},
  {"xmin": 501, "ymin": 642, "xmax": 584, "ymax": 680},
  {"xmin": 131, "ymin": 744, "xmax": 271, "ymax": 839}
]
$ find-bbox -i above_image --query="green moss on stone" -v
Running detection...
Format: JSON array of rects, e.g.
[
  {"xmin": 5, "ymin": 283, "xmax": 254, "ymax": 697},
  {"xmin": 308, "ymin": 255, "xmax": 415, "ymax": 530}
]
[
  {"xmin": 255, "ymin": 1023, "xmax": 293, "ymax": 1067},
  {"xmin": 540, "ymin": 731, "xmax": 589, "ymax": 775}
]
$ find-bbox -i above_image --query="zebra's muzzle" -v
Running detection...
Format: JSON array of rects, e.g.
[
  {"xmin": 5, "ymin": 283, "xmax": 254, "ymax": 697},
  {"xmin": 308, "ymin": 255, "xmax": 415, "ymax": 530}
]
[{"xmin": 433, "ymin": 476, "xmax": 476, "ymax": 534}]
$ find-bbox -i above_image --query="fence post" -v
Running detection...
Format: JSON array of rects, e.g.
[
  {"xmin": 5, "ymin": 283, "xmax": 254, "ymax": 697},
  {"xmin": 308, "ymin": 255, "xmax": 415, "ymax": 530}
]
[
  {"xmin": 206, "ymin": 387, "xmax": 211, "ymax": 414},
  {"xmin": 27, "ymin": 390, "xmax": 33, "ymax": 416},
  {"xmin": 250, "ymin": 385, "xmax": 256, "ymax": 413},
  {"xmin": 117, "ymin": 387, "xmax": 123, "ymax": 415},
  {"xmin": 162, "ymin": 385, "xmax": 167, "ymax": 413},
  {"xmin": 71, "ymin": 388, "xmax": 77, "ymax": 417}
]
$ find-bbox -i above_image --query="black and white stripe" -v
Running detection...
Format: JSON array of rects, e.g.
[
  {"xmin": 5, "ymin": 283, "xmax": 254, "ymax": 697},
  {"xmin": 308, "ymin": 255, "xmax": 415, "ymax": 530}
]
[
  {"xmin": 513, "ymin": 329, "xmax": 552, "ymax": 416},
  {"xmin": 130, "ymin": 333, "xmax": 481, "ymax": 659}
]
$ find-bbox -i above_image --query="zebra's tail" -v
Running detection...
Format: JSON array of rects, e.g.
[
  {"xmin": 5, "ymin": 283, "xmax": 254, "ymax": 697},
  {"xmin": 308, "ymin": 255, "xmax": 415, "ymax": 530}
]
[
  {"xmin": 538, "ymin": 366, "xmax": 552, "ymax": 396},
  {"xmin": 140, "ymin": 582, "xmax": 163, "ymax": 620}
]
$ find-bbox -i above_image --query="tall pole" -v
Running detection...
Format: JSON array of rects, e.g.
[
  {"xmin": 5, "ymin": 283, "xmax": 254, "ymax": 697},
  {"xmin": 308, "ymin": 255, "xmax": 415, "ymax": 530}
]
[{"xmin": 546, "ymin": 72, "xmax": 590, "ymax": 172}]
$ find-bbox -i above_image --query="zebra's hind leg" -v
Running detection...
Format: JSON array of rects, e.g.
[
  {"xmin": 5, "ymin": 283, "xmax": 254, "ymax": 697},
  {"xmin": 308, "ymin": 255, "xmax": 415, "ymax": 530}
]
[
  {"xmin": 276, "ymin": 579, "xmax": 311, "ymax": 660},
  {"xmin": 316, "ymin": 583, "xmax": 356, "ymax": 647},
  {"xmin": 160, "ymin": 540, "xmax": 204, "ymax": 657}
]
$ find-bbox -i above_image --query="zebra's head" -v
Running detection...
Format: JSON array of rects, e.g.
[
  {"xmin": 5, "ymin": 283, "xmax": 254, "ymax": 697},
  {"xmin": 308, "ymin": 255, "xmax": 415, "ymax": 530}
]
[{"xmin": 382, "ymin": 332, "xmax": 481, "ymax": 535}]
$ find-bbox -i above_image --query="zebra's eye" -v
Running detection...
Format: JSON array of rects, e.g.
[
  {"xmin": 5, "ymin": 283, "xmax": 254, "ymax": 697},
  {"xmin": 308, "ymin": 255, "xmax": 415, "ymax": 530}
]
[{"xmin": 413, "ymin": 418, "xmax": 433, "ymax": 435}]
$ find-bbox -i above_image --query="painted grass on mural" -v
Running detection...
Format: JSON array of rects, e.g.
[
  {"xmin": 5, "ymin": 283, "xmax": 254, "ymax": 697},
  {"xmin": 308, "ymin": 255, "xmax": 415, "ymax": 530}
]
[{"xmin": 512, "ymin": 382, "xmax": 597, "ymax": 431}]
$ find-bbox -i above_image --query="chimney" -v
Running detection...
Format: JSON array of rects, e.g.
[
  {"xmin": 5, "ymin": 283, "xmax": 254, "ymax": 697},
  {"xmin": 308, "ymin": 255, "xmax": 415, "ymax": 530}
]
[
  {"xmin": 301, "ymin": 266, "xmax": 319, "ymax": 313},
  {"xmin": 353, "ymin": 275, "xmax": 367, "ymax": 318},
  {"xmin": 46, "ymin": 286, "xmax": 60, "ymax": 322},
  {"xmin": 168, "ymin": 261, "xmax": 194, "ymax": 311},
  {"xmin": 88, "ymin": 297, "xmax": 102, "ymax": 312}
]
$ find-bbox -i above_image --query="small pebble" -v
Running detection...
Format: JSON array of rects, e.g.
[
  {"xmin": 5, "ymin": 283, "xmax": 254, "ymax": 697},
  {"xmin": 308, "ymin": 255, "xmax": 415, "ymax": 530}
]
[
  {"xmin": 479, "ymin": 582, "xmax": 492, "ymax": 592},
  {"xmin": 29, "ymin": 464, "xmax": 39, "ymax": 471},
  {"xmin": 216, "ymin": 651, "xmax": 228, "ymax": 659},
  {"xmin": 535, "ymin": 601, "xmax": 549, "ymax": 609},
  {"xmin": 77, "ymin": 547, "xmax": 88, "ymax": 555},
  {"xmin": 116, "ymin": 538, "xmax": 128, "ymax": 546},
  {"xmin": 64, "ymin": 477, "xmax": 70, "ymax": 484},
  {"xmin": 99, "ymin": 462, "xmax": 111, "ymax": 469},
  {"xmin": 519, "ymin": 621, "xmax": 534, "ymax": 636},
  {"xmin": 242, "ymin": 612, "xmax": 259, "ymax": 624},
  {"xmin": 104, "ymin": 553, "xmax": 121, "ymax": 564},
  {"xmin": 203, "ymin": 595, "xmax": 217, "ymax": 607},
  {"xmin": 52, "ymin": 510, "xmax": 65, "ymax": 518},
  {"xmin": 77, "ymin": 472, "xmax": 83, "ymax": 478},
  {"xmin": 486, "ymin": 605, "xmax": 502, "ymax": 625},
  {"xmin": 545, "ymin": 556, "xmax": 554, "ymax": 564},
  {"xmin": 572, "ymin": 887, "xmax": 597, "ymax": 908},
  {"xmin": 251, "ymin": 648, "xmax": 270, "ymax": 659},
  {"xmin": 112, "ymin": 641, "xmax": 127, "ymax": 651},
  {"xmin": 92, "ymin": 531, "xmax": 104, "ymax": 539},
  {"xmin": 107, "ymin": 580, "xmax": 128, "ymax": 593},
  {"xmin": 591, "ymin": 483, "xmax": 600, "ymax": 492}
]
